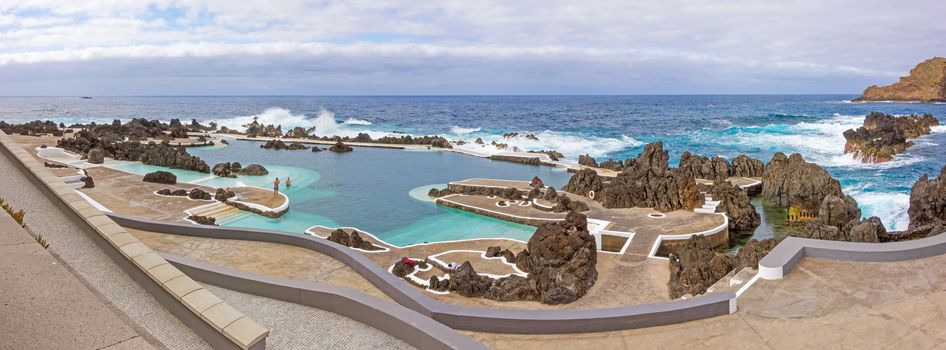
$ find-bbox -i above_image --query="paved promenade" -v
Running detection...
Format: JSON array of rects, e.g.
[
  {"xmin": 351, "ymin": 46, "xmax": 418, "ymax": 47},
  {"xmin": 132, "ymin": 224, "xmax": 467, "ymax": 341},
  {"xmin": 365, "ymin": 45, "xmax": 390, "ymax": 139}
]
[
  {"xmin": 0, "ymin": 212, "xmax": 157, "ymax": 350},
  {"xmin": 0, "ymin": 148, "xmax": 210, "ymax": 350}
]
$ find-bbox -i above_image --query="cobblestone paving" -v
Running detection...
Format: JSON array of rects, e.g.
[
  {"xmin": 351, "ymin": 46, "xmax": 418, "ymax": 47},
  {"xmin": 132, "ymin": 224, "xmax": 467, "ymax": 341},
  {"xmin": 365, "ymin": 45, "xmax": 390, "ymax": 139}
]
[{"xmin": 206, "ymin": 285, "xmax": 415, "ymax": 350}]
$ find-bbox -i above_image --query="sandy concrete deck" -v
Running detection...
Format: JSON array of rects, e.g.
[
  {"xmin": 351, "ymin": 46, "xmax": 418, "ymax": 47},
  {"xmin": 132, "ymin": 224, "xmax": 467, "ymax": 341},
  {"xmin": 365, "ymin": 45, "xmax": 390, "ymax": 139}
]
[
  {"xmin": 133, "ymin": 228, "xmax": 675, "ymax": 310},
  {"xmin": 468, "ymin": 254, "xmax": 946, "ymax": 349},
  {"xmin": 0, "ymin": 213, "xmax": 157, "ymax": 350}
]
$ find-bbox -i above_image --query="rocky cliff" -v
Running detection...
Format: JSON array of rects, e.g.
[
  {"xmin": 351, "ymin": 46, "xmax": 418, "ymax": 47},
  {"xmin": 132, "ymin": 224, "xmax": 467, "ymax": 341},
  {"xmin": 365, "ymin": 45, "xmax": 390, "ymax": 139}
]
[
  {"xmin": 842, "ymin": 112, "xmax": 940, "ymax": 163},
  {"xmin": 854, "ymin": 57, "xmax": 946, "ymax": 103},
  {"xmin": 909, "ymin": 164, "xmax": 946, "ymax": 234}
]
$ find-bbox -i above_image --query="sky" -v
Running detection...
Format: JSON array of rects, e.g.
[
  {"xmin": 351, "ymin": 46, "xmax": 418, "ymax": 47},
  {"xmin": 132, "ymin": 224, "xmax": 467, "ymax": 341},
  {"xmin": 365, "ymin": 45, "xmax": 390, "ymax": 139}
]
[{"xmin": 0, "ymin": 1, "xmax": 944, "ymax": 96}]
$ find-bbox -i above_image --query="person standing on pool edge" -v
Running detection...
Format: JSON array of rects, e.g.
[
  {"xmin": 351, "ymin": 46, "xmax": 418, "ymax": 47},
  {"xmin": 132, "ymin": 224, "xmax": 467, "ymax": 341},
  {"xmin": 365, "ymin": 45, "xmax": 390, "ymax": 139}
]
[{"xmin": 273, "ymin": 177, "xmax": 280, "ymax": 198}]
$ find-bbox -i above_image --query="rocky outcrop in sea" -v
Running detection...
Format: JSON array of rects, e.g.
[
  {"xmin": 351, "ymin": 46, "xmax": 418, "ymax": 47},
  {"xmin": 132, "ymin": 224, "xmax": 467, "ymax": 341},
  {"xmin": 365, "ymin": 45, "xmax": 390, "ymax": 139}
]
[
  {"xmin": 908, "ymin": 164, "xmax": 946, "ymax": 235},
  {"xmin": 853, "ymin": 57, "xmax": 946, "ymax": 103},
  {"xmin": 329, "ymin": 141, "xmax": 353, "ymax": 153},
  {"xmin": 238, "ymin": 164, "xmax": 268, "ymax": 176},
  {"xmin": 842, "ymin": 112, "xmax": 940, "ymax": 163},
  {"xmin": 211, "ymin": 162, "xmax": 242, "ymax": 177}
]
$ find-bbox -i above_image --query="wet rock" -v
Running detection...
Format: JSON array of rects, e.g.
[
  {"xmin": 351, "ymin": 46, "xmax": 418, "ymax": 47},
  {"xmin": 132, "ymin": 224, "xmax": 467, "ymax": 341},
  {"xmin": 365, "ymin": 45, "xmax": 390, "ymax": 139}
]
[
  {"xmin": 842, "ymin": 112, "xmax": 940, "ymax": 163},
  {"xmin": 86, "ymin": 148, "xmax": 105, "ymax": 164},
  {"xmin": 239, "ymin": 164, "xmax": 269, "ymax": 176},
  {"xmin": 761, "ymin": 152, "xmax": 843, "ymax": 209},
  {"xmin": 710, "ymin": 179, "xmax": 760, "ymax": 234},
  {"xmin": 188, "ymin": 188, "xmax": 212, "ymax": 200},
  {"xmin": 667, "ymin": 235, "xmax": 736, "ymax": 299},
  {"xmin": 485, "ymin": 246, "xmax": 502, "ymax": 258},
  {"xmin": 908, "ymin": 164, "xmax": 946, "ymax": 231},
  {"xmin": 329, "ymin": 141, "xmax": 353, "ymax": 153},
  {"xmin": 143, "ymin": 171, "xmax": 176, "ymax": 184},
  {"xmin": 311, "ymin": 146, "xmax": 323, "ymax": 152}
]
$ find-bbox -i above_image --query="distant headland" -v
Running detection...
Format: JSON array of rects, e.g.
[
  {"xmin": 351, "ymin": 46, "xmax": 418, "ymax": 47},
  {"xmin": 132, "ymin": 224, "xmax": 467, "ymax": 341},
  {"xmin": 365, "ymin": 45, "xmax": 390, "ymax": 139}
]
[{"xmin": 854, "ymin": 57, "xmax": 946, "ymax": 103}]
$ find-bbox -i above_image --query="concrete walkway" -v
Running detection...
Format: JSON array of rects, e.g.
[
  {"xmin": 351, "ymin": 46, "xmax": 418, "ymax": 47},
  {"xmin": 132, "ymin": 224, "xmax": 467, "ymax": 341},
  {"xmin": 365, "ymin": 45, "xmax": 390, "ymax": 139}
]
[
  {"xmin": 0, "ymin": 148, "xmax": 210, "ymax": 350},
  {"xmin": 0, "ymin": 212, "xmax": 158, "ymax": 350}
]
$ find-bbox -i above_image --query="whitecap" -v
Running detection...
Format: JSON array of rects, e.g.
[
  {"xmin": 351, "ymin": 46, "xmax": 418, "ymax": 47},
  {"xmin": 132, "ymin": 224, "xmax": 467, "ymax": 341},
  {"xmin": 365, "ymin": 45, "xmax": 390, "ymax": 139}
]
[
  {"xmin": 343, "ymin": 118, "xmax": 373, "ymax": 125},
  {"xmin": 450, "ymin": 126, "xmax": 481, "ymax": 134},
  {"xmin": 211, "ymin": 107, "xmax": 316, "ymax": 131},
  {"xmin": 452, "ymin": 130, "xmax": 642, "ymax": 160},
  {"xmin": 847, "ymin": 190, "xmax": 911, "ymax": 231}
]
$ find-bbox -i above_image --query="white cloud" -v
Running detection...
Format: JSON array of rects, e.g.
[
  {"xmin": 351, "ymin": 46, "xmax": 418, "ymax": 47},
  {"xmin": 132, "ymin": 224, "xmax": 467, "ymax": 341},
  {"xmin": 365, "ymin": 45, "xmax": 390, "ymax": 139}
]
[{"xmin": 0, "ymin": 0, "xmax": 943, "ymax": 94}]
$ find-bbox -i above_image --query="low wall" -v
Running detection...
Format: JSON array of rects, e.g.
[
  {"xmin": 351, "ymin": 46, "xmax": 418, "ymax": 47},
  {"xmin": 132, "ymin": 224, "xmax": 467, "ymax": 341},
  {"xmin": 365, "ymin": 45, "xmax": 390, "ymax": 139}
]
[
  {"xmin": 758, "ymin": 233, "xmax": 946, "ymax": 280},
  {"xmin": 436, "ymin": 197, "xmax": 558, "ymax": 226},
  {"xmin": 109, "ymin": 214, "xmax": 738, "ymax": 334},
  {"xmin": 0, "ymin": 132, "xmax": 269, "ymax": 350},
  {"xmin": 163, "ymin": 253, "xmax": 488, "ymax": 350}
]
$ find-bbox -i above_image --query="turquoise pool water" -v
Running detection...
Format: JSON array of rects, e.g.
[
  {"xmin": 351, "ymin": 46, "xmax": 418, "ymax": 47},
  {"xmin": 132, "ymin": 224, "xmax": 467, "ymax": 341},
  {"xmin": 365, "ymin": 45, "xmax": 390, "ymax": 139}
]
[{"xmin": 115, "ymin": 140, "xmax": 571, "ymax": 246}]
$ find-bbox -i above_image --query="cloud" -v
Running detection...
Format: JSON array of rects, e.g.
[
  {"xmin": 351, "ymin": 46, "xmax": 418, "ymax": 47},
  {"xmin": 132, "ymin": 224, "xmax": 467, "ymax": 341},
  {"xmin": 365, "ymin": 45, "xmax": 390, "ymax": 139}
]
[{"xmin": 0, "ymin": 0, "xmax": 944, "ymax": 95}]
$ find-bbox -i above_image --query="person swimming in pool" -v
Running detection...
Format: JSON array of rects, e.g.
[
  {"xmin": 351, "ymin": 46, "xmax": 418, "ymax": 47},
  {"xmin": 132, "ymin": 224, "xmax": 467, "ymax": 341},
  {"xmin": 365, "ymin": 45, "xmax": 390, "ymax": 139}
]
[
  {"xmin": 286, "ymin": 177, "xmax": 292, "ymax": 188},
  {"xmin": 273, "ymin": 177, "xmax": 280, "ymax": 197}
]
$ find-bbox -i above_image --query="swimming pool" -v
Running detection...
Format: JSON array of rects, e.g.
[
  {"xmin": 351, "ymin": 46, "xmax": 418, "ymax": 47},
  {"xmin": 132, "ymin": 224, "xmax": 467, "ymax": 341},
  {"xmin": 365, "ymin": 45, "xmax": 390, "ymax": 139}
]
[{"xmin": 113, "ymin": 140, "xmax": 571, "ymax": 246}]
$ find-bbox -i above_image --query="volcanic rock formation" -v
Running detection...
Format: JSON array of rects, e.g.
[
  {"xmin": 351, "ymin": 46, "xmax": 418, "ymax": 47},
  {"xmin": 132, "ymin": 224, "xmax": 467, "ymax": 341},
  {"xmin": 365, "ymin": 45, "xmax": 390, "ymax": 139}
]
[
  {"xmin": 761, "ymin": 152, "xmax": 843, "ymax": 209},
  {"xmin": 909, "ymin": 164, "xmax": 946, "ymax": 234},
  {"xmin": 709, "ymin": 179, "xmax": 760, "ymax": 234},
  {"xmin": 842, "ymin": 112, "xmax": 940, "ymax": 163},
  {"xmin": 143, "ymin": 171, "xmax": 176, "ymax": 184},
  {"xmin": 329, "ymin": 141, "xmax": 353, "ymax": 153},
  {"xmin": 854, "ymin": 57, "xmax": 946, "ymax": 103},
  {"xmin": 238, "ymin": 164, "xmax": 268, "ymax": 176}
]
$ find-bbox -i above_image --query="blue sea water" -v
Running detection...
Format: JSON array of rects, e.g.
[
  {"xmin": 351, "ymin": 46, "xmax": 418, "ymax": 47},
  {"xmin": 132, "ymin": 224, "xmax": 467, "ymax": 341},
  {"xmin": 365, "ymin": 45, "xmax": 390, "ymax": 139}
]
[{"xmin": 2, "ymin": 95, "xmax": 945, "ymax": 234}]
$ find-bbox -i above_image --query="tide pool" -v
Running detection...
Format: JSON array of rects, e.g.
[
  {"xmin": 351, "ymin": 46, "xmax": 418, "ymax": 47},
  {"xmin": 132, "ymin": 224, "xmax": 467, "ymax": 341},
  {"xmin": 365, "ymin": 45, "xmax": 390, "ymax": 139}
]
[{"xmin": 183, "ymin": 139, "xmax": 571, "ymax": 246}]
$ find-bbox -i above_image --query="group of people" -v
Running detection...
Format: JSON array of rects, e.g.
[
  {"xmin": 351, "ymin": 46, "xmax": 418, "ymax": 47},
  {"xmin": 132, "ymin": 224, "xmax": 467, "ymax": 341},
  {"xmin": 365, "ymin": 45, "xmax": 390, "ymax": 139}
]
[{"xmin": 272, "ymin": 176, "xmax": 291, "ymax": 197}]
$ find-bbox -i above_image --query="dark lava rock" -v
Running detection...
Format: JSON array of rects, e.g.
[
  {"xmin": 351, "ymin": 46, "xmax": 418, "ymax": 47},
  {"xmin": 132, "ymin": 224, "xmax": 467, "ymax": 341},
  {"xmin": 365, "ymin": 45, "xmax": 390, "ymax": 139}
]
[
  {"xmin": 817, "ymin": 195, "xmax": 861, "ymax": 229},
  {"xmin": 501, "ymin": 249, "xmax": 516, "ymax": 264},
  {"xmin": 448, "ymin": 261, "xmax": 493, "ymax": 297},
  {"xmin": 427, "ymin": 187, "xmax": 454, "ymax": 198},
  {"xmin": 327, "ymin": 228, "xmax": 351, "ymax": 246},
  {"xmin": 710, "ymin": 179, "xmax": 760, "ymax": 234},
  {"xmin": 668, "ymin": 235, "xmax": 736, "ymax": 299},
  {"xmin": 731, "ymin": 155, "xmax": 765, "ymax": 177},
  {"xmin": 143, "ymin": 171, "xmax": 176, "ymax": 184},
  {"xmin": 848, "ymin": 217, "xmax": 886, "ymax": 243},
  {"xmin": 909, "ymin": 164, "xmax": 946, "ymax": 231},
  {"xmin": 544, "ymin": 186, "xmax": 559, "ymax": 201},
  {"xmin": 86, "ymin": 148, "xmax": 105, "ymax": 164},
  {"xmin": 734, "ymin": 238, "xmax": 781, "ymax": 269},
  {"xmin": 188, "ymin": 188, "xmax": 212, "ymax": 200},
  {"xmin": 349, "ymin": 231, "xmax": 381, "ymax": 251},
  {"xmin": 761, "ymin": 152, "xmax": 843, "ymax": 209},
  {"xmin": 563, "ymin": 168, "xmax": 604, "ymax": 196},
  {"xmin": 239, "ymin": 164, "xmax": 269, "ymax": 176},
  {"xmin": 485, "ymin": 246, "xmax": 502, "ymax": 257},
  {"xmin": 392, "ymin": 257, "xmax": 418, "ymax": 278},
  {"xmin": 428, "ymin": 276, "xmax": 449, "ymax": 292},
  {"xmin": 678, "ymin": 151, "xmax": 730, "ymax": 180},
  {"xmin": 157, "ymin": 189, "xmax": 172, "ymax": 196},
  {"xmin": 329, "ymin": 141, "xmax": 353, "ymax": 153},
  {"xmin": 578, "ymin": 154, "xmax": 598, "ymax": 168},
  {"xmin": 214, "ymin": 188, "xmax": 235, "ymax": 202},
  {"xmin": 261, "ymin": 139, "xmax": 309, "ymax": 150},
  {"xmin": 81, "ymin": 175, "xmax": 94, "ymax": 189},
  {"xmin": 311, "ymin": 146, "xmax": 323, "ymax": 152},
  {"xmin": 212, "ymin": 162, "xmax": 238, "ymax": 178},
  {"xmin": 842, "ymin": 112, "xmax": 940, "ymax": 163},
  {"xmin": 170, "ymin": 189, "xmax": 188, "ymax": 196},
  {"xmin": 187, "ymin": 214, "xmax": 216, "ymax": 226}
]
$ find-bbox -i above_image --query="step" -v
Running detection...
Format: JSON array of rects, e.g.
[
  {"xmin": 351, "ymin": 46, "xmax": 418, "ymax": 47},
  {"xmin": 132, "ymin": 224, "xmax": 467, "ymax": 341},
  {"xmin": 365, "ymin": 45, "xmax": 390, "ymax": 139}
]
[
  {"xmin": 65, "ymin": 181, "xmax": 85, "ymax": 189},
  {"xmin": 701, "ymin": 204, "xmax": 717, "ymax": 209},
  {"xmin": 704, "ymin": 200, "xmax": 720, "ymax": 206},
  {"xmin": 694, "ymin": 208, "xmax": 716, "ymax": 214}
]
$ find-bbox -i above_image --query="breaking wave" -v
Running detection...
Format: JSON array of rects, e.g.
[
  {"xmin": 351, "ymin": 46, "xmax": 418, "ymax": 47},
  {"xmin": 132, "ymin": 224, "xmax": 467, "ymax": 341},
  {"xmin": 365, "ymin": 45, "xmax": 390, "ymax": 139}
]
[
  {"xmin": 450, "ymin": 126, "xmax": 481, "ymax": 134},
  {"xmin": 452, "ymin": 130, "xmax": 643, "ymax": 161},
  {"xmin": 343, "ymin": 118, "xmax": 372, "ymax": 125}
]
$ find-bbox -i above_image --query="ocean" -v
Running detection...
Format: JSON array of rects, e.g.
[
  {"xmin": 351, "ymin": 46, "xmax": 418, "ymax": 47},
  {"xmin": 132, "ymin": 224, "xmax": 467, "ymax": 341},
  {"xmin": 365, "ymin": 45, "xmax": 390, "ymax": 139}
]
[{"xmin": 2, "ymin": 95, "xmax": 945, "ymax": 232}]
